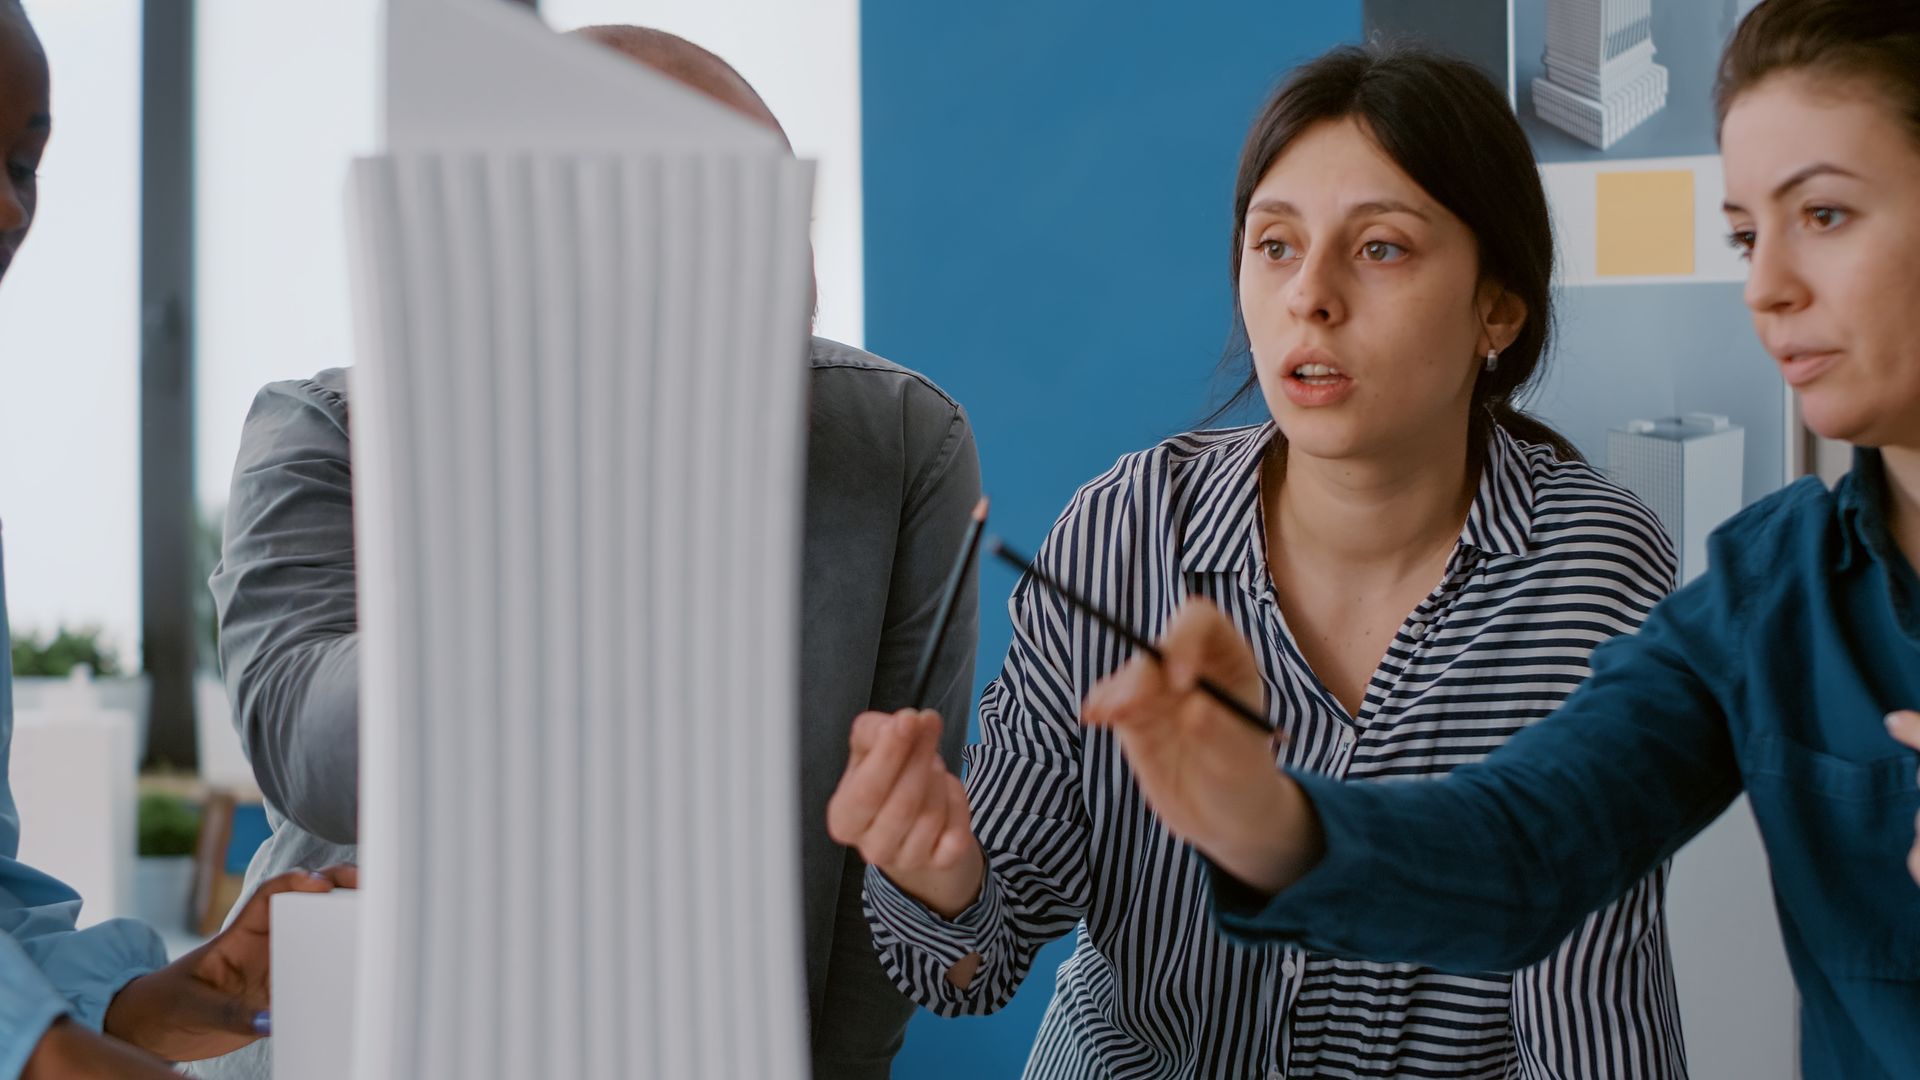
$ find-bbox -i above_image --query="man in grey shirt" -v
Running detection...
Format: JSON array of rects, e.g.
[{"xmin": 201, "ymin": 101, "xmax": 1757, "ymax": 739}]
[{"xmin": 199, "ymin": 27, "xmax": 977, "ymax": 1080}]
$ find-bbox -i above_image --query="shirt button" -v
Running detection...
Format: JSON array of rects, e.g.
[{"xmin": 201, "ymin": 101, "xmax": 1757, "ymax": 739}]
[
  {"xmin": 1281, "ymin": 958, "xmax": 1298, "ymax": 978},
  {"xmin": 1268, "ymin": 1071, "xmax": 1284, "ymax": 1080},
  {"xmin": 1409, "ymin": 620, "xmax": 1427, "ymax": 640}
]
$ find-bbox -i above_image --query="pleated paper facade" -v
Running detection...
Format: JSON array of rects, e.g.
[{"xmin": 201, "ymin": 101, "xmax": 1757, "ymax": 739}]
[{"xmin": 343, "ymin": 3, "xmax": 816, "ymax": 1077}]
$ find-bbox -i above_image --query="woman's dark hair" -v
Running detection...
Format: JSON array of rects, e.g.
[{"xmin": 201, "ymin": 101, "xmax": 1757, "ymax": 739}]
[
  {"xmin": 1213, "ymin": 45, "xmax": 1578, "ymax": 462},
  {"xmin": 1715, "ymin": 0, "xmax": 1920, "ymax": 145}
]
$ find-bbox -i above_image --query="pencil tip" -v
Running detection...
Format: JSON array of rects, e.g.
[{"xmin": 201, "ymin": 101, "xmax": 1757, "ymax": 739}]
[{"xmin": 972, "ymin": 496, "xmax": 990, "ymax": 522}]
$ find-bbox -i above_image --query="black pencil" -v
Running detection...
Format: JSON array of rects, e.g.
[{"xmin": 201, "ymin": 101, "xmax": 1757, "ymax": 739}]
[
  {"xmin": 987, "ymin": 537, "xmax": 1273, "ymax": 735},
  {"xmin": 908, "ymin": 497, "xmax": 990, "ymax": 706}
]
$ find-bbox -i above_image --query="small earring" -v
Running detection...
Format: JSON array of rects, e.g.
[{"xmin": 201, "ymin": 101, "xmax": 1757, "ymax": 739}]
[{"xmin": 1483, "ymin": 348, "xmax": 1500, "ymax": 373}]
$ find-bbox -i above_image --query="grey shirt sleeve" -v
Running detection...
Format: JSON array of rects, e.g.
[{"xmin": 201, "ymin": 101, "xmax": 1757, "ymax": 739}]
[
  {"xmin": 864, "ymin": 400, "xmax": 980, "ymax": 768},
  {"xmin": 814, "ymin": 384, "xmax": 981, "ymax": 1077},
  {"xmin": 207, "ymin": 377, "xmax": 361, "ymax": 844}
]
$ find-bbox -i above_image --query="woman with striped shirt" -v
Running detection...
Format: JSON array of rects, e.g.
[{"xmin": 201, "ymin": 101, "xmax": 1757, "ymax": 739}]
[{"xmin": 827, "ymin": 47, "xmax": 1688, "ymax": 1079}]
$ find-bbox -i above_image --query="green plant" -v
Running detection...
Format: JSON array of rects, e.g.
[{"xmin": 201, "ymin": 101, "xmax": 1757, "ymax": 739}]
[
  {"xmin": 10, "ymin": 626, "xmax": 124, "ymax": 678},
  {"xmin": 137, "ymin": 793, "xmax": 201, "ymax": 858}
]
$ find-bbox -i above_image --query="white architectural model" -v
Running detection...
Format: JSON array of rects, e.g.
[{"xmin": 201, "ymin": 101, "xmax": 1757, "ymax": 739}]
[
  {"xmin": 285, "ymin": 1, "xmax": 818, "ymax": 1078},
  {"xmin": 1532, "ymin": 0, "xmax": 1669, "ymax": 149},
  {"xmin": 1605, "ymin": 413, "xmax": 1744, "ymax": 585}
]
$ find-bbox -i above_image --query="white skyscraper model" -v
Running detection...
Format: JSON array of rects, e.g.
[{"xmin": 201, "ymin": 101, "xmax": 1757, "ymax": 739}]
[
  {"xmin": 1532, "ymin": 0, "xmax": 1670, "ymax": 149},
  {"xmin": 1605, "ymin": 413, "xmax": 1744, "ymax": 585},
  {"xmin": 273, "ymin": 1, "xmax": 817, "ymax": 1078}
]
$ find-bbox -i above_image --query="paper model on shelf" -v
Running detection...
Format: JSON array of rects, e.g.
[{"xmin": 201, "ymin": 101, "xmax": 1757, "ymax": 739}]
[{"xmin": 1531, "ymin": 0, "xmax": 1669, "ymax": 150}]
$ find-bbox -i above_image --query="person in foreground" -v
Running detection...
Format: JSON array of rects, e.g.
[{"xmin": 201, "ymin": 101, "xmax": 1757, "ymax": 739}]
[
  {"xmin": 831, "ymin": 44, "xmax": 1689, "ymax": 1080},
  {"xmin": 0, "ymin": 4, "xmax": 354, "ymax": 1078},
  {"xmin": 1081, "ymin": 2, "xmax": 1920, "ymax": 1077}
]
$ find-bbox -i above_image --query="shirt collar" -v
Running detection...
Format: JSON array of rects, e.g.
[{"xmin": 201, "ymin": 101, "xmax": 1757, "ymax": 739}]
[
  {"xmin": 1461, "ymin": 426, "xmax": 1539, "ymax": 560},
  {"xmin": 1177, "ymin": 423, "xmax": 1538, "ymax": 576},
  {"xmin": 1176, "ymin": 424, "xmax": 1278, "ymax": 575},
  {"xmin": 1834, "ymin": 446, "xmax": 1895, "ymax": 572}
]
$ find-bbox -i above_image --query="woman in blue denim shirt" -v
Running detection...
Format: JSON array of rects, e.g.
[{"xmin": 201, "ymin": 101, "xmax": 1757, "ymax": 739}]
[
  {"xmin": 1, "ymin": 5, "xmax": 352, "ymax": 1077},
  {"xmin": 1083, "ymin": 1, "xmax": 1920, "ymax": 1077}
]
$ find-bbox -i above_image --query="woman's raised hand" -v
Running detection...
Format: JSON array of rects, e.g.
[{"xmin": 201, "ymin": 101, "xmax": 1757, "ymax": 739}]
[
  {"xmin": 827, "ymin": 709, "xmax": 984, "ymax": 919},
  {"xmin": 1082, "ymin": 597, "xmax": 1321, "ymax": 895}
]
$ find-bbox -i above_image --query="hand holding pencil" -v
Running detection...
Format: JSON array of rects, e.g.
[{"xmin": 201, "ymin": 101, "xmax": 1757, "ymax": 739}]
[
  {"xmin": 829, "ymin": 497, "xmax": 990, "ymax": 924},
  {"xmin": 1082, "ymin": 597, "xmax": 1323, "ymax": 898},
  {"xmin": 830, "ymin": 493, "xmax": 1307, "ymax": 926},
  {"xmin": 827, "ymin": 708, "xmax": 985, "ymax": 921}
]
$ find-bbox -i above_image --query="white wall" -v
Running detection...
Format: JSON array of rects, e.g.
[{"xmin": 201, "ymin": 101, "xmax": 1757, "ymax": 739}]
[
  {"xmin": 0, "ymin": 1, "xmax": 142, "ymax": 660},
  {"xmin": 196, "ymin": 0, "xmax": 383, "ymax": 517},
  {"xmin": 538, "ymin": 0, "xmax": 865, "ymax": 348},
  {"xmin": 3, "ymin": 0, "xmax": 863, "ymax": 664},
  {"xmin": 194, "ymin": 0, "xmax": 866, "ymax": 535}
]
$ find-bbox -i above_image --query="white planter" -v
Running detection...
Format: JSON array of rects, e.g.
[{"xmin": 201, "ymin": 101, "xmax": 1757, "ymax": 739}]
[
  {"xmin": 11, "ymin": 701, "xmax": 140, "ymax": 926},
  {"xmin": 132, "ymin": 855, "xmax": 196, "ymax": 937},
  {"xmin": 14, "ymin": 671, "xmax": 258, "ymax": 791},
  {"xmin": 13, "ymin": 673, "xmax": 150, "ymax": 756}
]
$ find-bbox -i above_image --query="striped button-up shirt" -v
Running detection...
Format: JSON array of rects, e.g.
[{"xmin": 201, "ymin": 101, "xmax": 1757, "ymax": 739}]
[{"xmin": 866, "ymin": 422, "xmax": 1688, "ymax": 1079}]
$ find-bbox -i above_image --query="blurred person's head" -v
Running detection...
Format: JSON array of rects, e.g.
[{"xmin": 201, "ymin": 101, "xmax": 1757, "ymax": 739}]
[
  {"xmin": 1716, "ymin": 0, "xmax": 1920, "ymax": 451},
  {"xmin": 0, "ymin": 0, "xmax": 49, "ymax": 286},
  {"xmin": 1218, "ymin": 45, "xmax": 1571, "ymax": 468},
  {"xmin": 567, "ymin": 25, "xmax": 792, "ymax": 150},
  {"xmin": 567, "ymin": 25, "xmax": 813, "ymax": 318}
]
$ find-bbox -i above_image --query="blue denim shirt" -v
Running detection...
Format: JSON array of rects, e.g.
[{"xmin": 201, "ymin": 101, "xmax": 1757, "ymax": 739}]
[
  {"xmin": 0, "ymin": 529, "xmax": 167, "ymax": 1079},
  {"xmin": 1212, "ymin": 450, "xmax": 1920, "ymax": 1080}
]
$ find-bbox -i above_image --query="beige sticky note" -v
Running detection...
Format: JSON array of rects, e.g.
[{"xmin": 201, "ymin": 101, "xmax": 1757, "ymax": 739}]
[{"xmin": 1596, "ymin": 170, "xmax": 1694, "ymax": 277}]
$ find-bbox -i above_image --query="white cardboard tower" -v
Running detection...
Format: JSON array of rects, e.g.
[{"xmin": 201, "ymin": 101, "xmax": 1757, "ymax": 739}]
[
  {"xmin": 319, "ymin": 1, "xmax": 815, "ymax": 1076},
  {"xmin": 1532, "ymin": 0, "xmax": 1669, "ymax": 150}
]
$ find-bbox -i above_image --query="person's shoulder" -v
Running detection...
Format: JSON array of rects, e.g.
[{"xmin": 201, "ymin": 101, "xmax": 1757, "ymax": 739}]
[
  {"xmin": 243, "ymin": 367, "xmax": 352, "ymax": 442},
  {"xmin": 808, "ymin": 336, "xmax": 964, "ymax": 423},
  {"xmin": 1643, "ymin": 477, "xmax": 1835, "ymax": 654},
  {"xmin": 224, "ymin": 370, "xmax": 355, "ymax": 503},
  {"xmin": 1093, "ymin": 424, "xmax": 1268, "ymax": 495},
  {"xmin": 250, "ymin": 367, "xmax": 351, "ymax": 422},
  {"xmin": 1717, "ymin": 474, "xmax": 1832, "ymax": 538},
  {"xmin": 1043, "ymin": 424, "xmax": 1269, "ymax": 555},
  {"xmin": 1706, "ymin": 475, "xmax": 1837, "ymax": 580},
  {"xmin": 806, "ymin": 338, "xmax": 976, "ymax": 510},
  {"xmin": 1515, "ymin": 441, "xmax": 1673, "ymax": 567}
]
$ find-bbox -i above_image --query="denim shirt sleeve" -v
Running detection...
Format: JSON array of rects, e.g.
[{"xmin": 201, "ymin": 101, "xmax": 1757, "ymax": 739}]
[
  {"xmin": 207, "ymin": 377, "xmax": 362, "ymax": 844},
  {"xmin": 0, "ymin": 858, "xmax": 166, "ymax": 1059},
  {"xmin": 1211, "ymin": 565, "xmax": 1749, "ymax": 972},
  {"xmin": 0, "ymin": 932, "xmax": 68, "ymax": 1080},
  {"xmin": 0, "ymin": 533, "xmax": 166, "ymax": 1080}
]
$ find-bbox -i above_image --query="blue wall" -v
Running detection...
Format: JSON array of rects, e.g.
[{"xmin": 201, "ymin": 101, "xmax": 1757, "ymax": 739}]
[{"xmin": 862, "ymin": 4, "xmax": 1362, "ymax": 1075}]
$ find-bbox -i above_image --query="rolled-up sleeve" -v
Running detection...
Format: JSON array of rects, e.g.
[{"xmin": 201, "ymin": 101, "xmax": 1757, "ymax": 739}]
[
  {"xmin": 0, "ymin": 857, "xmax": 165, "ymax": 1039},
  {"xmin": 0, "ymin": 538, "xmax": 166, "ymax": 1079},
  {"xmin": 0, "ymin": 793, "xmax": 167, "ymax": 1079},
  {"xmin": 0, "ymin": 932, "xmax": 67, "ymax": 1080},
  {"xmin": 207, "ymin": 377, "xmax": 362, "ymax": 844}
]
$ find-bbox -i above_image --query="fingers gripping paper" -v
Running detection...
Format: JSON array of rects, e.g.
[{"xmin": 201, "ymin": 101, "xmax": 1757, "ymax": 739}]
[{"xmin": 342, "ymin": 3, "xmax": 814, "ymax": 1077}]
